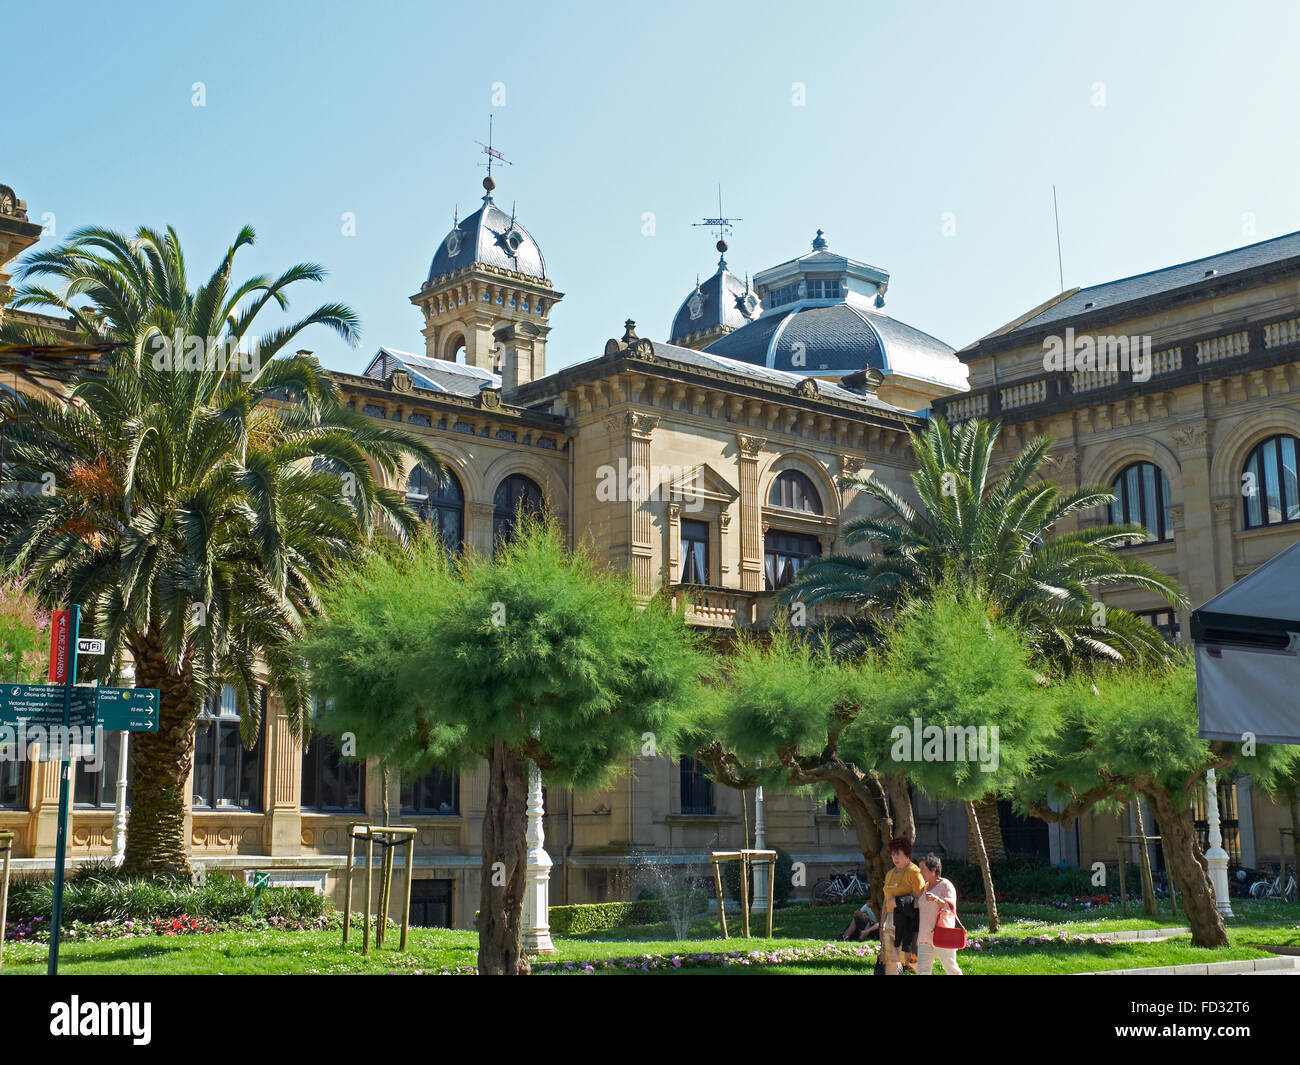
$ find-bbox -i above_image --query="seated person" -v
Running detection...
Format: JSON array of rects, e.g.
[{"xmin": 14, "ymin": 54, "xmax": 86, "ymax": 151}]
[{"xmin": 840, "ymin": 901, "xmax": 879, "ymax": 941}]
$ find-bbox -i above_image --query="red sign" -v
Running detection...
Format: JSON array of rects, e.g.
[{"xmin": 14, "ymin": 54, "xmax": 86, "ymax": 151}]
[{"xmin": 48, "ymin": 609, "xmax": 72, "ymax": 684}]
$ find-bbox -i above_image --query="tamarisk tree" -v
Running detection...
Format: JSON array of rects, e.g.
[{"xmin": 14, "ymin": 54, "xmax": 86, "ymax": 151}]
[
  {"xmin": 304, "ymin": 520, "xmax": 706, "ymax": 975},
  {"xmin": 1019, "ymin": 662, "xmax": 1297, "ymax": 948}
]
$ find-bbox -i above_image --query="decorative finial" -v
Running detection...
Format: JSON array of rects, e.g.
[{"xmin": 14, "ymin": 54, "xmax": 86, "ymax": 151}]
[
  {"xmin": 812, "ymin": 228, "xmax": 828, "ymax": 251},
  {"xmin": 622, "ymin": 319, "xmax": 638, "ymax": 344},
  {"xmin": 453, "ymin": 205, "xmax": 459, "ymax": 227}
]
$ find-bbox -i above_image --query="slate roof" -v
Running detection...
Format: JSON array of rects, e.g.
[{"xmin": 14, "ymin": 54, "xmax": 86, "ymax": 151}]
[
  {"xmin": 703, "ymin": 301, "xmax": 966, "ymax": 389},
  {"xmin": 362, "ymin": 347, "xmax": 500, "ymax": 397},
  {"xmin": 553, "ymin": 337, "xmax": 903, "ymax": 414},
  {"xmin": 1003, "ymin": 231, "xmax": 1300, "ymax": 335},
  {"xmin": 669, "ymin": 261, "xmax": 761, "ymax": 344},
  {"xmin": 427, "ymin": 197, "xmax": 547, "ymax": 285}
]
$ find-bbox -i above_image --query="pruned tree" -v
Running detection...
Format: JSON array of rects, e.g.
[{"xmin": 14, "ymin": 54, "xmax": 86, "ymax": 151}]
[
  {"xmin": 1019, "ymin": 662, "xmax": 1298, "ymax": 948},
  {"xmin": 304, "ymin": 520, "xmax": 708, "ymax": 975}
]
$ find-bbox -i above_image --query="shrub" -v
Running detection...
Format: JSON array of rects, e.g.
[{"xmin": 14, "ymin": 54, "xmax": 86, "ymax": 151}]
[
  {"xmin": 546, "ymin": 900, "xmax": 668, "ymax": 936},
  {"xmin": 942, "ymin": 855, "xmax": 1097, "ymax": 902},
  {"xmin": 6, "ymin": 870, "xmax": 327, "ymax": 927}
]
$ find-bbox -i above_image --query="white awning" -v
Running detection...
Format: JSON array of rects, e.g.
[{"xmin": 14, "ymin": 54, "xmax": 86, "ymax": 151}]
[{"xmin": 1192, "ymin": 540, "xmax": 1300, "ymax": 744}]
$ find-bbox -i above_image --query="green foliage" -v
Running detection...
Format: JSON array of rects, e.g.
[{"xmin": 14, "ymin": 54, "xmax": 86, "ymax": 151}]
[
  {"xmin": 1020, "ymin": 659, "xmax": 1298, "ymax": 811},
  {"xmin": 306, "ymin": 519, "xmax": 711, "ymax": 787},
  {"xmin": 545, "ymin": 900, "xmax": 669, "ymax": 936},
  {"xmin": 868, "ymin": 591, "xmax": 1057, "ymax": 802},
  {"xmin": 942, "ymin": 856, "xmax": 1098, "ymax": 903},
  {"xmin": 0, "ymin": 577, "xmax": 47, "ymax": 683},
  {"xmin": 0, "ymin": 224, "xmax": 440, "ymax": 733},
  {"xmin": 7, "ymin": 870, "xmax": 326, "ymax": 926},
  {"xmin": 695, "ymin": 628, "xmax": 870, "ymax": 776},
  {"xmin": 789, "ymin": 417, "xmax": 1186, "ymax": 669}
]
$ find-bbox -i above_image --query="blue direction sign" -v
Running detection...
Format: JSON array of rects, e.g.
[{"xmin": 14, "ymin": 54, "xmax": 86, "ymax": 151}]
[
  {"xmin": 0, "ymin": 682, "xmax": 161, "ymax": 732},
  {"xmin": 95, "ymin": 686, "xmax": 160, "ymax": 732},
  {"xmin": 0, "ymin": 683, "xmax": 97, "ymax": 729}
]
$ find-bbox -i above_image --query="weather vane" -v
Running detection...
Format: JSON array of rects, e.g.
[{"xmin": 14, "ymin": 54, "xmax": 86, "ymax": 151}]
[
  {"xmin": 694, "ymin": 185, "xmax": 740, "ymax": 263},
  {"xmin": 694, "ymin": 184, "xmax": 741, "ymax": 243},
  {"xmin": 476, "ymin": 114, "xmax": 513, "ymax": 181}
]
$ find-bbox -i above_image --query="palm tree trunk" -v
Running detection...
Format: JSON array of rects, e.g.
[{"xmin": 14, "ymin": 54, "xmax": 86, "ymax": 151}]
[
  {"xmin": 970, "ymin": 797, "xmax": 1006, "ymax": 863},
  {"xmin": 966, "ymin": 801, "xmax": 1000, "ymax": 932},
  {"xmin": 1146, "ymin": 786, "xmax": 1228, "ymax": 948},
  {"xmin": 120, "ymin": 629, "xmax": 194, "ymax": 880},
  {"xmin": 477, "ymin": 739, "xmax": 530, "ymax": 975}
]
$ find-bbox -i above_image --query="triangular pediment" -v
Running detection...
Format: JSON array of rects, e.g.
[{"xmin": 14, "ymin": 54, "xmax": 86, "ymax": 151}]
[{"xmin": 666, "ymin": 463, "xmax": 739, "ymax": 506}]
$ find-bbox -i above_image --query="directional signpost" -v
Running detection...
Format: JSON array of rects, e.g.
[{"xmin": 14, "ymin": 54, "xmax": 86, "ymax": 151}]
[{"xmin": 0, "ymin": 608, "xmax": 161, "ymax": 975}]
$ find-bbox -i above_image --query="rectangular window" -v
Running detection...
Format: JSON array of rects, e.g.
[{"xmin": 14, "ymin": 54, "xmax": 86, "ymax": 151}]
[
  {"xmin": 401, "ymin": 766, "xmax": 459, "ymax": 815},
  {"xmin": 679, "ymin": 755, "xmax": 715, "ymax": 815},
  {"xmin": 1138, "ymin": 609, "xmax": 1180, "ymax": 644},
  {"xmin": 764, "ymin": 530, "xmax": 822, "ymax": 590},
  {"xmin": 74, "ymin": 731, "xmax": 131, "ymax": 809},
  {"xmin": 301, "ymin": 730, "xmax": 365, "ymax": 812},
  {"xmin": 0, "ymin": 759, "xmax": 27, "ymax": 809},
  {"xmin": 680, "ymin": 520, "xmax": 710, "ymax": 585},
  {"xmin": 192, "ymin": 685, "xmax": 264, "ymax": 810}
]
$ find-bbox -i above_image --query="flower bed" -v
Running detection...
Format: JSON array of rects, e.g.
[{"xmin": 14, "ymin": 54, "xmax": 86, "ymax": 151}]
[{"xmin": 5, "ymin": 911, "xmax": 344, "ymax": 943}]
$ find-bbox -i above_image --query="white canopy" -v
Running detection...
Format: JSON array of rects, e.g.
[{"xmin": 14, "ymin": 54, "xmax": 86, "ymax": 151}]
[{"xmin": 1192, "ymin": 540, "xmax": 1300, "ymax": 744}]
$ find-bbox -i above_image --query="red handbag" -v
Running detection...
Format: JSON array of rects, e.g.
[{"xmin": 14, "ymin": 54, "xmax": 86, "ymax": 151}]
[{"xmin": 931, "ymin": 906, "xmax": 967, "ymax": 950}]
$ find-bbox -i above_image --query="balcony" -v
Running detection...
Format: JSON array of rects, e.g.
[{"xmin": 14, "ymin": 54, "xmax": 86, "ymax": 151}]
[{"xmin": 667, "ymin": 585, "xmax": 854, "ymax": 631}]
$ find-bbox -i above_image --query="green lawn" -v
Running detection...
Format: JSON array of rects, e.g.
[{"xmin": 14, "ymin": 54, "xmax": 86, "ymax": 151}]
[{"xmin": 3, "ymin": 900, "xmax": 1296, "ymax": 975}]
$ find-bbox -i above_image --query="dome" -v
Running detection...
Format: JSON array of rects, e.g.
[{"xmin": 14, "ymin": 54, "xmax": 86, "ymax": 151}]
[
  {"xmin": 701, "ymin": 229, "xmax": 967, "ymax": 393},
  {"xmin": 427, "ymin": 192, "xmax": 547, "ymax": 285},
  {"xmin": 669, "ymin": 258, "xmax": 762, "ymax": 345}
]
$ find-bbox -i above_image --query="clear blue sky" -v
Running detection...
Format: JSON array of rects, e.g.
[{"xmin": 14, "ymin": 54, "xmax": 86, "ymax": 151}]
[{"xmin": 6, "ymin": 0, "xmax": 1300, "ymax": 375}]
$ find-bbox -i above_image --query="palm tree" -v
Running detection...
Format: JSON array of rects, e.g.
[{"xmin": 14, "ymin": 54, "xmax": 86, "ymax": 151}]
[
  {"xmin": 787, "ymin": 417, "xmax": 1186, "ymax": 862},
  {"xmin": 0, "ymin": 225, "xmax": 440, "ymax": 878}
]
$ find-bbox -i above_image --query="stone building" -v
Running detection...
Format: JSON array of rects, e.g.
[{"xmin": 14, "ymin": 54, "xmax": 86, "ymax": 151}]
[{"xmin": 2, "ymin": 171, "xmax": 1298, "ymax": 925}]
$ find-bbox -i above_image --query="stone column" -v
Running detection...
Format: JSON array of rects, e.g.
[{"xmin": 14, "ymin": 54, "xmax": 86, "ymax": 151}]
[
  {"xmin": 736, "ymin": 435, "xmax": 765, "ymax": 592},
  {"xmin": 522, "ymin": 754, "xmax": 555, "ymax": 953},
  {"xmin": 1205, "ymin": 768, "xmax": 1234, "ymax": 918},
  {"xmin": 753, "ymin": 759, "xmax": 768, "ymax": 912},
  {"xmin": 267, "ymin": 696, "xmax": 302, "ymax": 856}
]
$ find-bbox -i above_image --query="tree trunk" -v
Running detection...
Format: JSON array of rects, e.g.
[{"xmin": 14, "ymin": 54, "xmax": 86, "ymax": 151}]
[
  {"xmin": 884, "ymin": 773, "xmax": 915, "ymax": 845},
  {"xmin": 478, "ymin": 739, "xmax": 530, "ymax": 975},
  {"xmin": 120, "ymin": 628, "xmax": 194, "ymax": 880},
  {"xmin": 969, "ymin": 797, "xmax": 1006, "ymax": 864},
  {"xmin": 1146, "ymin": 786, "xmax": 1229, "ymax": 949},
  {"xmin": 1284, "ymin": 783, "xmax": 1300, "ymax": 886},
  {"xmin": 966, "ymin": 801, "xmax": 1000, "ymax": 932},
  {"xmin": 829, "ymin": 771, "xmax": 891, "ymax": 917},
  {"xmin": 1132, "ymin": 800, "xmax": 1157, "ymax": 916}
]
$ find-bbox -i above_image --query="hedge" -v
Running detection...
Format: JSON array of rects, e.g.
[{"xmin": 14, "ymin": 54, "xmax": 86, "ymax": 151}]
[{"xmin": 546, "ymin": 900, "xmax": 668, "ymax": 935}]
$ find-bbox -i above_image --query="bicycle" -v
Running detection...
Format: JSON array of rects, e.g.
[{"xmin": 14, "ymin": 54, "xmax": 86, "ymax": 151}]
[
  {"xmin": 813, "ymin": 870, "xmax": 870, "ymax": 902},
  {"xmin": 1248, "ymin": 867, "xmax": 1297, "ymax": 901}
]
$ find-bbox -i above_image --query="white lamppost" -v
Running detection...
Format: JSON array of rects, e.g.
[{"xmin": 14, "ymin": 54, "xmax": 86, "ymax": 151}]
[
  {"xmin": 1205, "ymin": 768, "xmax": 1233, "ymax": 918},
  {"xmin": 522, "ymin": 749, "xmax": 555, "ymax": 953},
  {"xmin": 110, "ymin": 661, "xmax": 132, "ymax": 866},
  {"xmin": 752, "ymin": 764, "xmax": 768, "ymax": 912}
]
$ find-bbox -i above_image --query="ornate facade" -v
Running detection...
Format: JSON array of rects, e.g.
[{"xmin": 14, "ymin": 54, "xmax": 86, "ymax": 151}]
[{"xmin": 2, "ymin": 174, "xmax": 1298, "ymax": 925}]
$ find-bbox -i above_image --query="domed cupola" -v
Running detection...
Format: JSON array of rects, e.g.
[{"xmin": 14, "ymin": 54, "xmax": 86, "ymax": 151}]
[
  {"xmin": 410, "ymin": 169, "xmax": 563, "ymax": 392},
  {"xmin": 426, "ymin": 175, "xmax": 548, "ymax": 285},
  {"xmin": 669, "ymin": 237, "xmax": 762, "ymax": 350},
  {"xmin": 702, "ymin": 229, "xmax": 968, "ymax": 410}
]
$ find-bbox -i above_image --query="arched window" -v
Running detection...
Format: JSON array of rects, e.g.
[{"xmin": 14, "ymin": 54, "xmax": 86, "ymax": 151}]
[
  {"xmin": 407, "ymin": 465, "xmax": 463, "ymax": 552},
  {"xmin": 493, "ymin": 474, "xmax": 544, "ymax": 546},
  {"xmin": 1109, "ymin": 462, "xmax": 1174, "ymax": 543},
  {"xmin": 768, "ymin": 470, "xmax": 823, "ymax": 514},
  {"xmin": 1243, "ymin": 434, "xmax": 1300, "ymax": 529}
]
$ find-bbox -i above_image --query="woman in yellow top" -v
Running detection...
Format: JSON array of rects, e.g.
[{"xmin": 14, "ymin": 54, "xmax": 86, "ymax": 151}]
[{"xmin": 881, "ymin": 837, "xmax": 924, "ymax": 975}]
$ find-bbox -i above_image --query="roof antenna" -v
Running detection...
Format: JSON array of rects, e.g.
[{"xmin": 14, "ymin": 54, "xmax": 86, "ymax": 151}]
[{"xmin": 1052, "ymin": 184, "xmax": 1065, "ymax": 293}]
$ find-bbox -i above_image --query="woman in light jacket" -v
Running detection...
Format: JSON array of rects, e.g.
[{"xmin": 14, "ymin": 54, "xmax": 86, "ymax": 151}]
[{"xmin": 916, "ymin": 854, "xmax": 962, "ymax": 975}]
